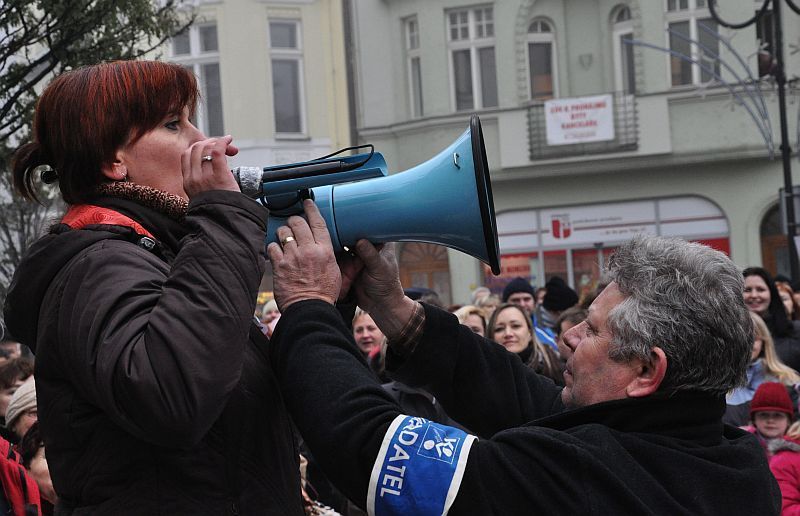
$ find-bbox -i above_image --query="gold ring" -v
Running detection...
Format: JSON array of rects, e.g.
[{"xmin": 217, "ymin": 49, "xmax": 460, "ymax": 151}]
[
  {"xmin": 201, "ymin": 155, "xmax": 213, "ymax": 162},
  {"xmin": 280, "ymin": 235, "xmax": 296, "ymax": 246}
]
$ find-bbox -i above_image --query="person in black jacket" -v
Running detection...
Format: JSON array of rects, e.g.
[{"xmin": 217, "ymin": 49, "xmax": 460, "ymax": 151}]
[
  {"xmin": 268, "ymin": 201, "xmax": 781, "ymax": 515},
  {"xmin": 4, "ymin": 61, "xmax": 303, "ymax": 514}
]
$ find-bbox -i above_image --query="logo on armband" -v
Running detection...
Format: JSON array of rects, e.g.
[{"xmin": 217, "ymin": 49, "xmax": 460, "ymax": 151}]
[{"xmin": 367, "ymin": 415, "xmax": 477, "ymax": 516}]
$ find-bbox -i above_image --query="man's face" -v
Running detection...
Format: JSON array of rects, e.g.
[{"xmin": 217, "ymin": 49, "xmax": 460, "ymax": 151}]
[
  {"xmin": 507, "ymin": 292, "xmax": 535, "ymax": 314},
  {"xmin": 559, "ymin": 282, "xmax": 642, "ymax": 408}
]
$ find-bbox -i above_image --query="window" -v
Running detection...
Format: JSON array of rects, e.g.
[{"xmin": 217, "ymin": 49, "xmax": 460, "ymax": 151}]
[
  {"xmin": 612, "ymin": 6, "xmax": 636, "ymax": 94},
  {"xmin": 405, "ymin": 17, "xmax": 424, "ymax": 118},
  {"xmin": 755, "ymin": 2, "xmax": 775, "ymax": 77},
  {"xmin": 269, "ymin": 20, "xmax": 305, "ymax": 135},
  {"xmin": 527, "ymin": 19, "xmax": 557, "ymax": 100},
  {"xmin": 447, "ymin": 6, "xmax": 497, "ymax": 111},
  {"xmin": 665, "ymin": 0, "xmax": 719, "ymax": 86},
  {"xmin": 169, "ymin": 24, "xmax": 224, "ymax": 136}
]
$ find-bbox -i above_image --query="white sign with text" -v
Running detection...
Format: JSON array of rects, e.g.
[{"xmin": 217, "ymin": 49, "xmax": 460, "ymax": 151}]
[{"xmin": 544, "ymin": 94, "xmax": 615, "ymax": 145}]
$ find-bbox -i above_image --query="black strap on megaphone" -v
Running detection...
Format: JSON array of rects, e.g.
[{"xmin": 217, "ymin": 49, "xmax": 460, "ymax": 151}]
[{"xmin": 259, "ymin": 144, "xmax": 375, "ymax": 183}]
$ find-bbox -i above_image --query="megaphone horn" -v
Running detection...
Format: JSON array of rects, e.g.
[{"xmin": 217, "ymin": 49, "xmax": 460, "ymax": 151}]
[{"xmin": 233, "ymin": 115, "xmax": 500, "ymax": 275}]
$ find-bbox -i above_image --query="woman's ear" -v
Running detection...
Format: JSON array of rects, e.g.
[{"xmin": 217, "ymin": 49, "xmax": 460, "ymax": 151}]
[{"xmin": 100, "ymin": 153, "xmax": 127, "ymax": 182}]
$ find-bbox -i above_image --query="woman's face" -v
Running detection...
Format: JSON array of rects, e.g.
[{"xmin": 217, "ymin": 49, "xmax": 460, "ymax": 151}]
[
  {"xmin": 112, "ymin": 106, "xmax": 205, "ymax": 200},
  {"xmin": 754, "ymin": 411, "xmax": 790, "ymax": 439},
  {"xmin": 353, "ymin": 314, "xmax": 384, "ymax": 355},
  {"xmin": 464, "ymin": 314, "xmax": 485, "ymax": 337},
  {"xmin": 780, "ymin": 291, "xmax": 794, "ymax": 317},
  {"xmin": 744, "ymin": 275, "xmax": 771, "ymax": 315},
  {"xmin": 492, "ymin": 307, "xmax": 532, "ymax": 354}
]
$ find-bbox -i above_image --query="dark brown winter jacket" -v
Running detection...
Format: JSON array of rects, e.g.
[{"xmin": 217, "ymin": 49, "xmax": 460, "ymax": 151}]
[{"xmin": 4, "ymin": 191, "xmax": 303, "ymax": 515}]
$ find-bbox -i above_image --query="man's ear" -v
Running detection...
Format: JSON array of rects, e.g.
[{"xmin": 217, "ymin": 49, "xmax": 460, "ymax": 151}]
[
  {"xmin": 626, "ymin": 346, "xmax": 667, "ymax": 398},
  {"xmin": 100, "ymin": 152, "xmax": 127, "ymax": 182}
]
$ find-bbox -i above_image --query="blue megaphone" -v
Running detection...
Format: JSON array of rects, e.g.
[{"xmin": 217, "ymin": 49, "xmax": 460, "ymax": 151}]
[{"xmin": 232, "ymin": 115, "xmax": 500, "ymax": 275}]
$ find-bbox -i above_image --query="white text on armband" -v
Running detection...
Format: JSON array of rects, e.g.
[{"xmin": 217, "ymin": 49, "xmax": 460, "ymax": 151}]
[{"xmin": 367, "ymin": 415, "xmax": 477, "ymax": 516}]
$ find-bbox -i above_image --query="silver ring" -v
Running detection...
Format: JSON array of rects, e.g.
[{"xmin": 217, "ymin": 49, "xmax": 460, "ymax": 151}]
[
  {"xmin": 280, "ymin": 235, "xmax": 296, "ymax": 246},
  {"xmin": 201, "ymin": 155, "xmax": 213, "ymax": 162}
]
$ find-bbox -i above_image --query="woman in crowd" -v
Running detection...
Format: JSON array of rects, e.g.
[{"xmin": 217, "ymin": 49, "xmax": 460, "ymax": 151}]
[
  {"xmin": 725, "ymin": 312, "xmax": 800, "ymax": 426},
  {"xmin": 769, "ymin": 420, "xmax": 800, "ymax": 514},
  {"xmin": 487, "ymin": 303, "xmax": 564, "ymax": 385},
  {"xmin": 475, "ymin": 294, "xmax": 500, "ymax": 318},
  {"xmin": 778, "ymin": 283, "xmax": 800, "ymax": 321},
  {"xmin": 3, "ymin": 61, "xmax": 304, "ymax": 513},
  {"xmin": 353, "ymin": 308, "xmax": 387, "ymax": 382},
  {"xmin": 454, "ymin": 305, "xmax": 487, "ymax": 337},
  {"xmin": 744, "ymin": 267, "xmax": 800, "ymax": 371}
]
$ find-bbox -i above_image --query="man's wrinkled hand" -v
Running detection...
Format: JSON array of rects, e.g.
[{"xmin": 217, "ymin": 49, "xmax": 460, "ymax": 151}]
[
  {"xmin": 351, "ymin": 240, "xmax": 406, "ymax": 313},
  {"xmin": 267, "ymin": 200, "xmax": 341, "ymax": 311}
]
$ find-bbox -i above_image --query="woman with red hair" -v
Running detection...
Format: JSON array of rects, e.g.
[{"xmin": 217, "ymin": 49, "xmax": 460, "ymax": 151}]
[{"xmin": 3, "ymin": 61, "xmax": 304, "ymax": 514}]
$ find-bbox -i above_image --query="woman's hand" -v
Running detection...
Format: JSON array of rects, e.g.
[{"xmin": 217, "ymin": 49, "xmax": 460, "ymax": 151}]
[{"xmin": 181, "ymin": 135, "xmax": 240, "ymax": 198}]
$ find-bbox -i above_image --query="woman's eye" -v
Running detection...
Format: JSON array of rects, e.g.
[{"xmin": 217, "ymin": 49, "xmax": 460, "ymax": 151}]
[{"xmin": 165, "ymin": 120, "xmax": 179, "ymax": 130}]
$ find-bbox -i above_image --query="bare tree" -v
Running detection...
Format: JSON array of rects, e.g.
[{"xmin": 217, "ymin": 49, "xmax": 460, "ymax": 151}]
[{"xmin": 0, "ymin": 0, "xmax": 195, "ymax": 305}]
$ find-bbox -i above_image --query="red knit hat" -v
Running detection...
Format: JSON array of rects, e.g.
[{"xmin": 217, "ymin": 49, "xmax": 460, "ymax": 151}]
[{"xmin": 750, "ymin": 382, "xmax": 794, "ymax": 420}]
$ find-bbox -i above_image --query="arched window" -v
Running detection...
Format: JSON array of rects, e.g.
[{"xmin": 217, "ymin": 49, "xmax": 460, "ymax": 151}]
[
  {"xmin": 611, "ymin": 5, "xmax": 636, "ymax": 93},
  {"xmin": 527, "ymin": 19, "xmax": 557, "ymax": 100}
]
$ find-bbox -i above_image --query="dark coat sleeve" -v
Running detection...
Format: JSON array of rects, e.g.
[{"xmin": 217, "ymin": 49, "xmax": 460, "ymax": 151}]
[
  {"xmin": 53, "ymin": 191, "xmax": 268, "ymax": 447},
  {"xmin": 271, "ymin": 300, "xmax": 570, "ymax": 512},
  {"xmin": 385, "ymin": 303, "xmax": 564, "ymax": 437},
  {"xmin": 270, "ymin": 299, "xmax": 401, "ymax": 507}
]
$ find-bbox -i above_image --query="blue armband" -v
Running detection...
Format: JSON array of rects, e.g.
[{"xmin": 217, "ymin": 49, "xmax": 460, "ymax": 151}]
[{"xmin": 367, "ymin": 415, "xmax": 477, "ymax": 516}]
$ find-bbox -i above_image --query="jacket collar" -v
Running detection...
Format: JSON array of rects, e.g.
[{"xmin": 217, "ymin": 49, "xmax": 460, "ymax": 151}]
[{"xmin": 531, "ymin": 391, "xmax": 726, "ymax": 446}]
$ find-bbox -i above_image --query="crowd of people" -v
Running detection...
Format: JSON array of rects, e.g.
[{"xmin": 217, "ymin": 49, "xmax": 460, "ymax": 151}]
[{"xmin": 2, "ymin": 59, "xmax": 800, "ymax": 514}]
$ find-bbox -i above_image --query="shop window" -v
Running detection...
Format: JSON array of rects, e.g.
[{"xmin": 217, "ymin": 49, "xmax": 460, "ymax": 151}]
[
  {"xmin": 398, "ymin": 243, "xmax": 452, "ymax": 306},
  {"xmin": 543, "ymin": 250, "xmax": 567, "ymax": 283}
]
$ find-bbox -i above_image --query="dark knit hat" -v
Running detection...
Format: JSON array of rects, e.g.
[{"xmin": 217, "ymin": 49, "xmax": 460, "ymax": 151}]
[
  {"xmin": 502, "ymin": 277, "xmax": 535, "ymax": 302},
  {"xmin": 543, "ymin": 276, "xmax": 579, "ymax": 312},
  {"xmin": 750, "ymin": 382, "xmax": 794, "ymax": 419}
]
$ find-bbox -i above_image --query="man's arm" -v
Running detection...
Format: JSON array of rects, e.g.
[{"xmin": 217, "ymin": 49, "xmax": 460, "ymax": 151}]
[{"xmin": 385, "ymin": 302, "xmax": 564, "ymax": 437}]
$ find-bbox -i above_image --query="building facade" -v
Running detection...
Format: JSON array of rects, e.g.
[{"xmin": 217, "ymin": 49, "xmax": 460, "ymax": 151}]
[
  {"xmin": 347, "ymin": 0, "xmax": 800, "ymax": 305},
  {"xmin": 165, "ymin": 0, "xmax": 351, "ymax": 296}
]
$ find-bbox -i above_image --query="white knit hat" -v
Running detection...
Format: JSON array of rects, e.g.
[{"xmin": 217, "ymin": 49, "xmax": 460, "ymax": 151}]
[{"xmin": 5, "ymin": 377, "xmax": 35, "ymax": 429}]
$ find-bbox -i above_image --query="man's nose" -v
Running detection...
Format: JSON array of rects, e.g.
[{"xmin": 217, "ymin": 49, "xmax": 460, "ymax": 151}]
[{"xmin": 561, "ymin": 323, "xmax": 582, "ymax": 352}]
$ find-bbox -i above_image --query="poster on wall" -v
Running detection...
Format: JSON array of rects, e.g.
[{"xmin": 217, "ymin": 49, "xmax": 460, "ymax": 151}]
[{"xmin": 544, "ymin": 94, "xmax": 615, "ymax": 146}]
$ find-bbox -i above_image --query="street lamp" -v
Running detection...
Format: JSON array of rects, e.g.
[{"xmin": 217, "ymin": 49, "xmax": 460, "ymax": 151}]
[{"xmin": 709, "ymin": 0, "xmax": 800, "ymax": 281}]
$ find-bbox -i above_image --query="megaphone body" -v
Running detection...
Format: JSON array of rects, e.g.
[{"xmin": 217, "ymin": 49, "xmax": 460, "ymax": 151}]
[{"xmin": 233, "ymin": 115, "xmax": 500, "ymax": 275}]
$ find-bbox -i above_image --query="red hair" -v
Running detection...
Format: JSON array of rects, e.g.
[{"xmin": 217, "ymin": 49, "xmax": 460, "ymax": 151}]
[{"xmin": 12, "ymin": 60, "xmax": 199, "ymax": 204}]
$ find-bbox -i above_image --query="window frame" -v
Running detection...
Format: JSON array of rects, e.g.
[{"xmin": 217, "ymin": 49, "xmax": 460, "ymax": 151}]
[
  {"xmin": 268, "ymin": 18, "xmax": 307, "ymax": 138},
  {"xmin": 404, "ymin": 16, "xmax": 424, "ymax": 118},
  {"xmin": 664, "ymin": 0, "xmax": 719, "ymax": 87},
  {"xmin": 526, "ymin": 18, "xmax": 558, "ymax": 101},
  {"xmin": 446, "ymin": 5, "xmax": 498, "ymax": 112},
  {"xmin": 168, "ymin": 23, "xmax": 224, "ymax": 137},
  {"xmin": 611, "ymin": 6, "xmax": 636, "ymax": 94}
]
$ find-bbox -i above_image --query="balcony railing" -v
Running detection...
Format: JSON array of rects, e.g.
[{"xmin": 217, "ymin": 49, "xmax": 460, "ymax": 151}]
[{"xmin": 527, "ymin": 92, "xmax": 638, "ymax": 160}]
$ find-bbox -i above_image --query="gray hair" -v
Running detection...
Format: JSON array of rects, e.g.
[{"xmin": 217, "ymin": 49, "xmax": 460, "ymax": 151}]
[{"xmin": 604, "ymin": 235, "xmax": 752, "ymax": 395}]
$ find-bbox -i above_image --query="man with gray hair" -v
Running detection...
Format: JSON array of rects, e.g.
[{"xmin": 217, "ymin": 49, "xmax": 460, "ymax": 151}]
[{"xmin": 268, "ymin": 201, "xmax": 780, "ymax": 515}]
